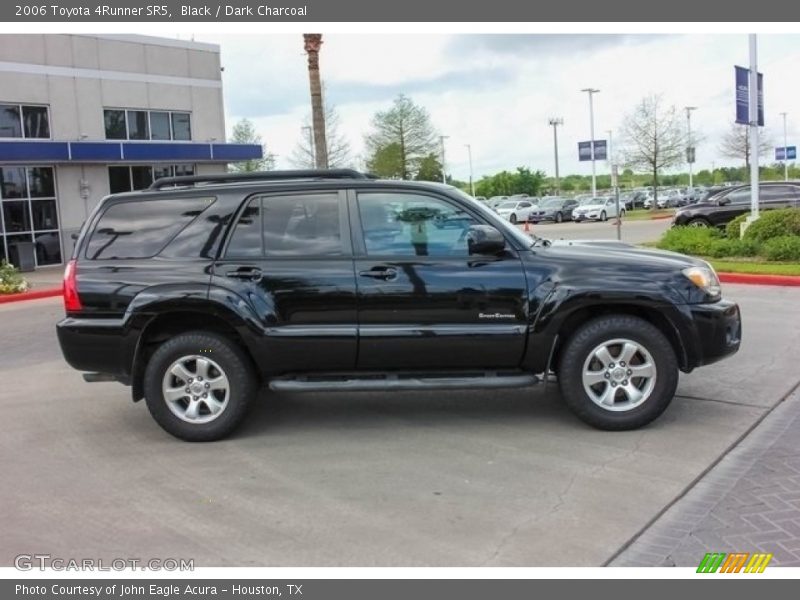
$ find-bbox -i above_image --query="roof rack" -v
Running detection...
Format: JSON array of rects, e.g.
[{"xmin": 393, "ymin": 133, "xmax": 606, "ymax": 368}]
[{"xmin": 148, "ymin": 168, "xmax": 374, "ymax": 190}]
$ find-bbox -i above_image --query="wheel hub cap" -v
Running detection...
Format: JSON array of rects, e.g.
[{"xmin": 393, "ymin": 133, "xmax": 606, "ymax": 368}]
[
  {"xmin": 581, "ymin": 338, "xmax": 658, "ymax": 412},
  {"xmin": 162, "ymin": 355, "xmax": 230, "ymax": 424}
]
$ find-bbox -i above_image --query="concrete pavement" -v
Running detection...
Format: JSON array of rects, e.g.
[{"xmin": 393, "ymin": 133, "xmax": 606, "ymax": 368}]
[
  {"xmin": 1, "ymin": 284, "xmax": 798, "ymax": 567},
  {"xmin": 518, "ymin": 217, "xmax": 672, "ymax": 245}
]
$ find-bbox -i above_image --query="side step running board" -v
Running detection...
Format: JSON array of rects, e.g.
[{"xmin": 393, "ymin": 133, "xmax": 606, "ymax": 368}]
[{"xmin": 269, "ymin": 371, "xmax": 539, "ymax": 392}]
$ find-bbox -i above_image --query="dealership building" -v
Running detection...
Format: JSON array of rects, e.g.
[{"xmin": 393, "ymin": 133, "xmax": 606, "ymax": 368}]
[{"xmin": 0, "ymin": 33, "xmax": 261, "ymax": 269}]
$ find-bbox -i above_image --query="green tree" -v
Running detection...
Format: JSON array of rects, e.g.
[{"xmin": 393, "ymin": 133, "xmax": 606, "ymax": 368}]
[
  {"xmin": 229, "ymin": 118, "xmax": 275, "ymax": 172},
  {"xmin": 365, "ymin": 95, "xmax": 438, "ymax": 179},
  {"xmin": 415, "ymin": 153, "xmax": 443, "ymax": 182}
]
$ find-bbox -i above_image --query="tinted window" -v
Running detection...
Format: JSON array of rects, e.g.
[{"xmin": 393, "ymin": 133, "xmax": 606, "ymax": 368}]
[
  {"xmin": 108, "ymin": 167, "xmax": 131, "ymax": 194},
  {"xmin": 22, "ymin": 106, "xmax": 49, "ymax": 138},
  {"xmin": 104, "ymin": 110, "xmax": 127, "ymax": 139},
  {"xmin": 150, "ymin": 111, "xmax": 171, "ymax": 140},
  {"xmin": 127, "ymin": 110, "xmax": 149, "ymax": 140},
  {"xmin": 171, "ymin": 112, "xmax": 191, "ymax": 140},
  {"xmin": 0, "ymin": 167, "xmax": 27, "ymax": 198},
  {"xmin": 761, "ymin": 186, "xmax": 798, "ymax": 201},
  {"xmin": 131, "ymin": 166, "xmax": 153, "ymax": 190},
  {"xmin": 86, "ymin": 197, "xmax": 214, "ymax": 260},
  {"xmin": 0, "ymin": 104, "xmax": 21, "ymax": 138},
  {"xmin": 725, "ymin": 188, "xmax": 751, "ymax": 204},
  {"xmin": 28, "ymin": 167, "xmax": 55, "ymax": 197},
  {"xmin": 358, "ymin": 192, "xmax": 478, "ymax": 257},
  {"xmin": 226, "ymin": 193, "xmax": 342, "ymax": 258},
  {"xmin": 226, "ymin": 199, "xmax": 262, "ymax": 258}
]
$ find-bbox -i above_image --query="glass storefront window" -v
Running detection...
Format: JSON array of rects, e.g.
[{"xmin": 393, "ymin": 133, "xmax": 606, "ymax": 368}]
[
  {"xmin": 131, "ymin": 166, "xmax": 154, "ymax": 190},
  {"xmin": 108, "ymin": 167, "xmax": 132, "ymax": 194},
  {"xmin": 127, "ymin": 110, "xmax": 149, "ymax": 140},
  {"xmin": 0, "ymin": 165, "xmax": 60, "ymax": 268},
  {"xmin": 0, "ymin": 104, "xmax": 22, "ymax": 138},
  {"xmin": 22, "ymin": 106, "xmax": 50, "ymax": 138},
  {"xmin": 104, "ymin": 109, "xmax": 127, "ymax": 140},
  {"xmin": 171, "ymin": 113, "xmax": 191, "ymax": 140},
  {"xmin": 150, "ymin": 112, "xmax": 171, "ymax": 140}
]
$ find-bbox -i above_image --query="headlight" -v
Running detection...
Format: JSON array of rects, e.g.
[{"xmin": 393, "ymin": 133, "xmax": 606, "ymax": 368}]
[{"xmin": 682, "ymin": 265, "xmax": 721, "ymax": 297}]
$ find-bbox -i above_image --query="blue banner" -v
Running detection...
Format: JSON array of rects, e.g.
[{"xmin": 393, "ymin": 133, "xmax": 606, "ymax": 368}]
[
  {"xmin": 776, "ymin": 146, "xmax": 797, "ymax": 160},
  {"xmin": 578, "ymin": 141, "xmax": 592, "ymax": 161},
  {"xmin": 593, "ymin": 140, "xmax": 607, "ymax": 161},
  {"xmin": 735, "ymin": 65, "xmax": 764, "ymax": 126}
]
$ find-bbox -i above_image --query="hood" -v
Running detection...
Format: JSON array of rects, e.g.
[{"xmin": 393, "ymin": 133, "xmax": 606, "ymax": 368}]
[
  {"xmin": 545, "ymin": 239, "xmax": 707, "ymax": 271},
  {"xmin": 573, "ymin": 203, "xmax": 604, "ymax": 211}
]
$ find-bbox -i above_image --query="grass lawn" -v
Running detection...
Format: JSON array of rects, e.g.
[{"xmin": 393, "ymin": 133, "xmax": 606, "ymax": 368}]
[
  {"xmin": 706, "ymin": 258, "xmax": 800, "ymax": 276},
  {"xmin": 624, "ymin": 208, "xmax": 675, "ymax": 221}
]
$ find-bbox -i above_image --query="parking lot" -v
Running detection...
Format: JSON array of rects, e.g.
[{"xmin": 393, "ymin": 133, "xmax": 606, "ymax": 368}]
[
  {"xmin": 1, "ymin": 281, "xmax": 798, "ymax": 567},
  {"xmin": 522, "ymin": 216, "xmax": 673, "ymax": 245}
]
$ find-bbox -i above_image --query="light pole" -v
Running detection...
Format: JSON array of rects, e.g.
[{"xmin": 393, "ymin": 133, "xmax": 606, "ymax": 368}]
[
  {"xmin": 685, "ymin": 106, "xmax": 697, "ymax": 188},
  {"xmin": 748, "ymin": 34, "xmax": 760, "ymax": 222},
  {"xmin": 465, "ymin": 144, "xmax": 475, "ymax": 196},
  {"xmin": 548, "ymin": 118, "xmax": 563, "ymax": 194},
  {"xmin": 301, "ymin": 125, "xmax": 314, "ymax": 168},
  {"xmin": 439, "ymin": 135, "xmax": 449, "ymax": 184},
  {"xmin": 781, "ymin": 112, "xmax": 789, "ymax": 181},
  {"xmin": 581, "ymin": 88, "xmax": 600, "ymax": 197}
]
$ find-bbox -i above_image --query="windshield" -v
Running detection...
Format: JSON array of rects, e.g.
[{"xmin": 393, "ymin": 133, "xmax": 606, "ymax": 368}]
[
  {"xmin": 542, "ymin": 198, "xmax": 562, "ymax": 208},
  {"xmin": 579, "ymin": 197, "xmax": 600, "ymax": 205},
  {"xmin": 497, "ymin": 201, "xmax": 518, "ymax": 208}
]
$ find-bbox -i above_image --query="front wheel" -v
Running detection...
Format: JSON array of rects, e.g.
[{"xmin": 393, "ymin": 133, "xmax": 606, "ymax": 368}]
[
  {"xmin": 509, "ymin": 213, "xmax": 518, "ymax": 224},
  {"xmin": 143, "ymin": 331, "xmax": 258, "ymax": 441},
  {"xmin": 599, "ymin": 211, "xmax": 607, "ymax": 222},
  {"xmin": 556, "ymin": 315, "xmax": 679, "ymax": 430},
  {"xmin": 555, "ymin": 212, "xmax": 563, "ymax": 223},
  {"xmin": 687, "ymin": 218, "xmax": 711, "ymax": 228}
]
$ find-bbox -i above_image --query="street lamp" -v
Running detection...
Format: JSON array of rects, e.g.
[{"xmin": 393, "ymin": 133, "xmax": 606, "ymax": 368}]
[
  {"xmin": 581, "ymin": 88, "xmax": 600, "ymax": 197},
  {"xmin": 685, "ymin": 106, "xmax": 697, "ymax": 188},
  {"xmin": 465, "ymin": 144, "xmax": 475, "ymax": 196},
  {"xmin": 780, "ymin": 112, "xmax": 789, "ymax": 182},
  {"xmin": 548, "ymin": 117, "xmax": 563, "ymax": 194},
  {"xmin": 439, "ymin": 135, "xmax": 449, "ymax": 184}
]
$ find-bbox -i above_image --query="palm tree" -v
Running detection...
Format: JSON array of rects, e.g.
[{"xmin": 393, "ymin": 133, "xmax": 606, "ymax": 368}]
[{"xmin": 303, "ymin": 34, "xmax": 329, "ymax": 169}]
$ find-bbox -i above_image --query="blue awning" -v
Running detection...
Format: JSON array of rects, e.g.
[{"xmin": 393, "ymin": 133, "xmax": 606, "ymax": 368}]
[{"xmin": 0, "ymin": 140, "xmax": 262, "ymax": 163}]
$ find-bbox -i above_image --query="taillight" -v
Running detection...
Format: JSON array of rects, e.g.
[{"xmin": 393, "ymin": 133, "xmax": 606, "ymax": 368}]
[{"xmin": 63, "ymin": 259, "xmax": 82, "ymax": 312}]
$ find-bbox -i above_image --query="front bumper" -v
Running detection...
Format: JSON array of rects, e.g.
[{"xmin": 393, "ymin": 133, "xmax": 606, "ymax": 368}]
[{"xmin": 686, "ymin": 299, "xmax": 742, "ymax": 368}]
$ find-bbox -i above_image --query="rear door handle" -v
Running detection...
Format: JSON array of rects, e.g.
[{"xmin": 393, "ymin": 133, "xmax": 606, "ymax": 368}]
[
  {"xmin": 359, "ymin": 267, "xmax": 398, "ymax": 281},
  {"xmin": 225, "ymin": 267, "xmax": 263, "ymax": 282}
]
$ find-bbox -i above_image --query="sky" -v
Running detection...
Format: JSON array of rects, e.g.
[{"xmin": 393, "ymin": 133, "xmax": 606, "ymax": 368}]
[{"xmin": 196, "ymin": 33, "xmax": 800, "ymax": 181}]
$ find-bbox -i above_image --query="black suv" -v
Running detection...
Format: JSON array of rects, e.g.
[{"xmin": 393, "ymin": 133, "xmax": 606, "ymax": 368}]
[
  {"xmin": 57, "ymin": 170, "xmax": 742, "ymax": 441},
  {"xmin": 672, "ymin": 182, "xmax": 800, "ymax": 228}
]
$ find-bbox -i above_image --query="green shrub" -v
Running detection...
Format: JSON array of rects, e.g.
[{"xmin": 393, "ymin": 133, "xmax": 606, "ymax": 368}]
[
  {"xmin": 742, "ymin": 208, "xmax": 800, "ymax": 243},
  {"xmin": 657, "ymin": 227, "xmax": 722, "ymax": 255},
  {"xmin": 760, "ymin": 235, "xmax": 800, "ymax": 261},
  {"xmin": 725, "ymin": 213, "xmax": 750, "ymax": 239},
  {"xmin": 705, "ymin": 237, "xmax": 759, "ymax": 258},
  {"xmin": 0, "ymin": 260, "xmax": 30, "ymax": 294}
]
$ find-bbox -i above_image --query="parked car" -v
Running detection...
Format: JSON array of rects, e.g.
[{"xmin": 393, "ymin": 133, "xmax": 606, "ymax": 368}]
[
  {"xmin": 620, "ymin": 191, "xmax": 646, "ymax": 210},
  {"xmin": 57, "ymin": 169, "xmax": 741, "ymax": 441},
  {"xmin": 495, "ymin": 198, "xmax": 538, "ymax": 223},
  {"xmin": 571, "ymin": 196, "xmax": 625, "ymax": 222},
  {"xmin": 487, "ymin": 196, "xmax": 509, "ymax": 209},
  {"xmin": 658, "ymin": 189, "xmax": 684, "ymax": 208},
  {"xmin": 529, "ymin": 196, "xmax": 579, "ymax": 223},
  {"xmin": 672, "ymin": 182, "xmax": 800, "ymax": 228}
]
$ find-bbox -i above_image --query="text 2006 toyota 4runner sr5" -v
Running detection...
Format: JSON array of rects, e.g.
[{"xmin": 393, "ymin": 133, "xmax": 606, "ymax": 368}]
[{"xmin": 57, "ymin": 170, "xmax": 741, "ymax": 441}]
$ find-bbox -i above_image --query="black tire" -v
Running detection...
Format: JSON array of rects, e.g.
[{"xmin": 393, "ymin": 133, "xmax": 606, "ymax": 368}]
[
  {"xmin": 556, "ymin": 315, "xmax": 679, "ymax": 430},
  {"xmin": 599, "ymin": 210, "xmax": 607, "ymax": 222},
  {"xmin": 555, "ymin": 212, "xmax": 563, "ymax": 223},
  {"xmin": 687, "ymin": 218, "xmax": 711, "ymax": 228},
  {"xmin": 509, "ymin": 213, "xmax": 518, "ymax": 224},
  {"xmin": 143, "ymin": 331, "xmax": 258, "ymax": 441}
]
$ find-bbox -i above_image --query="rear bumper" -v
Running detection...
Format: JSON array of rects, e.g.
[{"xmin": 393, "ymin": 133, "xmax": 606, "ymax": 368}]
[
  {"xmin": 56, "ymin": 317, "xmax": 135, "ymax": 382},
  {"xmin": 686, "ymin": 299, "xmax": 742, "ymax": 368}
]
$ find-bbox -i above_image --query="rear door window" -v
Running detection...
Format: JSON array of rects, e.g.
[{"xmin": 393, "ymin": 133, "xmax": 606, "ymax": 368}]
[{"xmin": 85, "ymin": 197, "xmax": 215, "ymax": 259}]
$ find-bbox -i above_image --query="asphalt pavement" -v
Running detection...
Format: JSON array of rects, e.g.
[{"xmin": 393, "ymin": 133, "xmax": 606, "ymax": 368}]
[
  {"xmin": 519, "ymin": 217, "xmax": 672, "ymax": 245},
  {"xmin": 2, "ymin": 282, "xmax": 799, "ymax": 567}
]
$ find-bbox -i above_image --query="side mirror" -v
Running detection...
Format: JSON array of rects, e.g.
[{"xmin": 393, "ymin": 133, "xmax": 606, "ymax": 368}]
[
  {"xmin": 467, "ymin": 225, "xmax": 506, "ymax": 255},
  {"xmin": 717, "ymin": 197, "xmax": 730, "ymax": 206}
]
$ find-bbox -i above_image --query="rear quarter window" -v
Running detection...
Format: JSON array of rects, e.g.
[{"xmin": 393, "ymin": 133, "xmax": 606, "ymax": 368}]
[{"xmin": 85, "ymin": 197, "xmax": 215, "ymax": 260}]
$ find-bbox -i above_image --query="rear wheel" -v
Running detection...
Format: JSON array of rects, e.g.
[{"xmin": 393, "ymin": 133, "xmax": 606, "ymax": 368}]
[
  {"xmin": 555, "ymin": 212, "xmax": 563, "ymax": 223},
  {"xmin": 143, "ymin": 331, "xmax": 257, "ymax": 441},
  {"xmin": 557, "ymin": 315, "xmax": 678, "ymax": 430}
]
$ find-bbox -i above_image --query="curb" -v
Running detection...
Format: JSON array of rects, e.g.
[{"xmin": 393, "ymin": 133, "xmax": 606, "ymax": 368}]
[
  {"xmin": 719, "ymin": 272, "xmax": 800, "ymax": 287},
  {"xmin": 0, "ymin": 287, "xmax": 62, "ymax": 304}
]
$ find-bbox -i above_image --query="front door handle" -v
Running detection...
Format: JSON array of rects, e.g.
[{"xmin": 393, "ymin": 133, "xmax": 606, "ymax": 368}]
[
  {"xmin": 359, "ymin": 267, "xmax": 398, "ymax": 281},
  {"xmin": 225, "ymin": 267, "xmax": 263, "ymax": 282}
]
